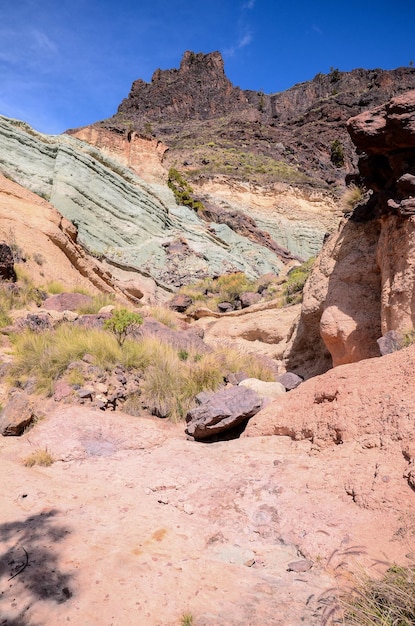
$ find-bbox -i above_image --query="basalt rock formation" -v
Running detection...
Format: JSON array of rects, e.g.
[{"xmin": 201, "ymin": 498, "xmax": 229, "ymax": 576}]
[
  {"xmin": 286, "ymin": 89, "xmax": 415, "ymax": 376},
  {"xmin": 96, "ymin": 51, "xmax": 415, "ymax": 187}
]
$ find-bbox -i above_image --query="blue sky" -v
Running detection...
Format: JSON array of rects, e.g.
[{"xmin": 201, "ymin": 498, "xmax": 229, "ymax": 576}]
[{"xmin": 1, "ymin": 0, "xmax": 414, "ymax": 134}]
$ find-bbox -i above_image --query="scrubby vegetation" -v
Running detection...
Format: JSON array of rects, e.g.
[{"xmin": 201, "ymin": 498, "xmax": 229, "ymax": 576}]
[
  {"xmin": 283, "ymin": 257, "xmax": 315, "ymax": 305},
  {"xmin": 23, "ymin": 447, "xmax": 55, "ymax": 467},
  {"xmin": 340, "ymin": 565, "xmax": 415, "ymax": 625},
  {"xmin": 330, "ymin": 139, "xmax": 345, "ymax": 167},
  {"xmin": 179, "ymin": 272, "xmax": 259, "ymax": 312},
  {"xmin": 178, "ymin": 263, "xmax": 315, "ymax": 313},
  {"xmin": 342, "ymin": 183, "xmax": 366, "ymax": 214},
  {"xmin": 0, "ymin": 270, "xmax": 44, "ymax": 327},
  {"xmin": 167, "ymin": 167, "xmax": 205, "ymax": 212},
  {"xmin": 8, "ymin": 319, "xmax": 275, "ymax": 421}
]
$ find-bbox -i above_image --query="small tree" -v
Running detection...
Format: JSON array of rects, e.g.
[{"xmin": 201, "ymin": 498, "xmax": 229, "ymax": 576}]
[
  {"xmin": 104, "ymin": 308, "xmax": 143, "ymax": 346},
  {"xmin": 330, "ymin": 139, "xmax": 345, "ymax": 167}
]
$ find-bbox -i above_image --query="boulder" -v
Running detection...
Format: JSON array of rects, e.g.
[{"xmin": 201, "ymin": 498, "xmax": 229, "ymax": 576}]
[
  {"xmin": 377, "ymin": 330, "xmax": 402, "ymax": 355},
  {"xmin": 169, "ymin": 293, "xmax": 193, "ymax": 312},
  {"xmin": 239, "ymin": 292, "xmax": 261, "ymax": 308},
  {"xmin": 0, "ymin": 242, "xmax": 16, "ymax": 281},
  {"xmin": 0, "ymin": 392, "xmax": 35, "ymax": 436},
  {"xmin": 43, "ymin": 292, "xmax": 93, "ymax": 312},
  {"xmin": 277, "ymin": 372, "xmax": 303, "ymax": 390},
  {"xmin": 185, "ymin": 386, "xmax": 262, "ymax": 441},
  {"xmin": 245, "ymin": 344, "xmax": 415, "ymax": 449},
  {"xmin": 239, "ymin": 378, "xmax": 286, "ymax": 402}
]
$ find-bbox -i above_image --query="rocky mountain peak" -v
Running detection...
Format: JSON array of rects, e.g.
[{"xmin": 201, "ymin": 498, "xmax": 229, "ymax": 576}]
[
  {"xmin": 100, "ymin": 53, "xmax": 415, "ymax": 187},
  {"xmin": 118, "ymin": 50, "xmax": 248, "ymax": 124}
]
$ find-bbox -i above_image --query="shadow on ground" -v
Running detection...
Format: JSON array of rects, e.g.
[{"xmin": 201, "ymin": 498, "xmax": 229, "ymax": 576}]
[{"xmin": 0, "ymin": 508, "xmax": 74, "ymax": 625}]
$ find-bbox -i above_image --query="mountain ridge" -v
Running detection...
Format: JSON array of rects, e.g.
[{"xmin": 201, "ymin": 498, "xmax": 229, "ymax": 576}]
[{"xmin": 83, "ymin": 51, "xmax": 415, "ymax": 187}]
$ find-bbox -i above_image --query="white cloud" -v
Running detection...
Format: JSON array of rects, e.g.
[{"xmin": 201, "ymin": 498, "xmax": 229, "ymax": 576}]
[
  {"xmin": 31, "ymin": 29, "xmax": 58, "ymax": 55},
  {"xmin": 242, "ymin": 0, "xmax": 256, "ymax": 9},
  {"xmin": 224, "ymin": 31, "xmax": 253, "ymax": 56}
]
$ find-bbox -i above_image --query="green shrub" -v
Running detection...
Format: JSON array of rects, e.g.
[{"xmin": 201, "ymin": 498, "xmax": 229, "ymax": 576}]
[
  {"xmin": 284, "ymin": 257, "xmax": 315, "ymax": 305},
  {"xmin": 104, "ymin": 308, "xmax": 143, "ymax": 346},
  {"xmin": 167, "ymin": 167, "xmax": 205, "ymax": 213},
  {"xmin": 330, "ymin": 139, "xmax": 345, "ymax": 167}
]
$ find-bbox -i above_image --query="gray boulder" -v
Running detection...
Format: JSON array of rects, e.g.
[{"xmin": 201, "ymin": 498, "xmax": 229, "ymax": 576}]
[
  {"xmin": 277, "ymin": 372, "xmax": 303, "ymax": 391},
  {"xmin": 185, "ymin": 386, "xmax": 262, "ymax": 441}
]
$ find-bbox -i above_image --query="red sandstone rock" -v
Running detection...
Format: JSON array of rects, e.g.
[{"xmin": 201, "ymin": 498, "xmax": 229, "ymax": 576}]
[{"xmin": 245, "ymin": 345, "xmax": 415, "ymax": 449}]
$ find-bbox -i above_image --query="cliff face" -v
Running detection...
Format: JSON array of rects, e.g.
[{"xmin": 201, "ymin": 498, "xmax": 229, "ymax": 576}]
[
  {"xmin": 97, "ymin": 52, "xmax": 415, "ymax": 187},
  {"xmin": 118, "ymin": 51, "xmax": 250, "ymax": 123},
  {"xmin": 287, "ymin": 89, "xmax": 415, "ymax": 377},
  {"xmin": 0, "ymin": 116, "xmax": 285, "ymax": 290}
]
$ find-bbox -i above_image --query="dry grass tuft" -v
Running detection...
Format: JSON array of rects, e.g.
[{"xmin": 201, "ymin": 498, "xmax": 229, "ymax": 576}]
[
  {"xmin": 143, "ymin": 305, "xmax": 179, "ymax": 329},
  {"xmin": 23, "ymin": 447, "xmax": 55, "ymax": 467},
  {"xmin": 340, "ymin": 565, "xmax": 415, "ymax": 625}
]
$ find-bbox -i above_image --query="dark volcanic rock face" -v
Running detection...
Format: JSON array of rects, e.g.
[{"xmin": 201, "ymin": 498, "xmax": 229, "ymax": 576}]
[
  {"xmin": 119, "ymin": 51, "xmax": 250, "ymax": 123},
  {"xmin": 99, "ymin": 52, "xmax": 415, "ymax": 187}
]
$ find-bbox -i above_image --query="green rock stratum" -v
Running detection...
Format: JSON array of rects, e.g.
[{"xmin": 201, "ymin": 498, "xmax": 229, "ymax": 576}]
[{"xmin": 0, "ymin": 116, "xmax": 284, "ymax": 288}]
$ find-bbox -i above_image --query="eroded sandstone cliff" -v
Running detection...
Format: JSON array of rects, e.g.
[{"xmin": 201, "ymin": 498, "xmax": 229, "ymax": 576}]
[{"xmin": 287, "ymin": 89, "xmax": 415, "ymax": 376}]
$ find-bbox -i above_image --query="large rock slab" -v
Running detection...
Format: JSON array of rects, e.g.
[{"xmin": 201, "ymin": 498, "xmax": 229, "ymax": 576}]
[
  {"xmin": 185, "ymin": 386, "xmax": 262, "ymax": 440},
  {"xmin": 0, "ymin": 392, "xmax": 35, "ymax": 436},
  {"xmin": 245, "ymin": 344, "xmax": 415, "ymax": 451},
  {"xmin": 286, "ymin": 90, "xmax": 415, "ymax": 374}
]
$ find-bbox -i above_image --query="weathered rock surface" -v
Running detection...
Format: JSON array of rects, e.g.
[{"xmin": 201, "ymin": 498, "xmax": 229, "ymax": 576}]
[
  {"xmin": 194, "ymin": 300, "xmax": 300, "ymax": 361},
  {"xmin": 0, "ymin": 116, "xmax": 284, "ymax": 288},
  {"xmin": 0, "ymin": 392, "xmax": 35, "ymax": 436},
  {"xmin": 245, "ymin": 344, "xmax": 415, "ymax": 450},
  {"xmin": 185, "ymin": 386, "xmax": 262, "ymax": 440},
  {"xmin": 1, "ymin": 403, "xmax": 415, "ymax": 624},
  {"xmin": 287, "ymin": 89, "xmax": 415, "ymax": 373}
]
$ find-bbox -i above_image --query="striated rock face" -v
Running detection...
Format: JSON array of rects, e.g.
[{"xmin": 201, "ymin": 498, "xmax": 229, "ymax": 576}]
[
  {"xmin": 67, "ymin": 125, "xmax": 168, "ymax": 183},
  {"xmin": 0, "ymin": 173, "xmax": 126, "ymax": 297},
  {"xmin": 287, "ymin": 89, "xmax": 415, "ymax": 373},
  {"xmin": 0, "ymin": 115, "xmax": 285, "ymax": 289}
]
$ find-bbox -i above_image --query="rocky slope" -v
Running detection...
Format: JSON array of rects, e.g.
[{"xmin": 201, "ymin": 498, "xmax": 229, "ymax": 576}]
[
  {"xmin": 0, "ymin": 173, "xmax": 123, "ymax": 297},
  {"xmin": 286, "ymin": 89, "xmax": 415, "ymax": 377},
  {"xmin": 0, "ymin": 115, "xmax": 288, "ymax": 291},
  {"xmin": 92, "ymin": 51, "xmax": 415, "ymax": 188}
]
